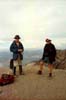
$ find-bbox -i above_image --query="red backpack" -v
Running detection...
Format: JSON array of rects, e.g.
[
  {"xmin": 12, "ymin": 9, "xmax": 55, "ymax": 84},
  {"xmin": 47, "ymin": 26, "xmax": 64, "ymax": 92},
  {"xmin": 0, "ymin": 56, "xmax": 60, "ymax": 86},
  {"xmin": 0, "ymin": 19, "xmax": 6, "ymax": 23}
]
[{"xmin": 0, "ymin": 74, "xmax": 14, "ymax": 86}]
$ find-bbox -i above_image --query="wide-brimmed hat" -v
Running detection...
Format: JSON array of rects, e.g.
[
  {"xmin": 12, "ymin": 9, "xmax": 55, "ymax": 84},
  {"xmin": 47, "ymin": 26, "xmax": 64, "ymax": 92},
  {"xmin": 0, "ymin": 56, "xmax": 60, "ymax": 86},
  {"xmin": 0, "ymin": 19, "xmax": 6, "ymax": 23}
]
[
  {"xmin": 45, "ymin": 38, "xmax": 51, "ymax": 42},
  {"xmin": 14, "ymin": 35, "xmax": 21, "ymax": 39}
]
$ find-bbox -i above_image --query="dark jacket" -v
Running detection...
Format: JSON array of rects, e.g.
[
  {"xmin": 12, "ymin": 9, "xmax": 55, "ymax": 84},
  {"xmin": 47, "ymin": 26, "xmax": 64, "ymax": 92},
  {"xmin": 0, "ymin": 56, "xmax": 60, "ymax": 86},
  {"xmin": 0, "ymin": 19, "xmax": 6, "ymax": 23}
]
[
  {"xmin": 10, "ymin": 41, "xmax": 24, "ymax": 60},
  {"xmin": 42, "ymin": 43, "xmax": 56, "ymax": 62}
]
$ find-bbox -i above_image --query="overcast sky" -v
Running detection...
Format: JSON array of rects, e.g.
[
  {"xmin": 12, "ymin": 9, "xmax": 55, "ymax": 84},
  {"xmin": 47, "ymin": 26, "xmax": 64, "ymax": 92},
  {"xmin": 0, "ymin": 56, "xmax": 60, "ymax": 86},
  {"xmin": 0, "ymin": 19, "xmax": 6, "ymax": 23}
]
[{"xmin": 0, "ymin": 0, "xmax": 66, "ymax": 50}]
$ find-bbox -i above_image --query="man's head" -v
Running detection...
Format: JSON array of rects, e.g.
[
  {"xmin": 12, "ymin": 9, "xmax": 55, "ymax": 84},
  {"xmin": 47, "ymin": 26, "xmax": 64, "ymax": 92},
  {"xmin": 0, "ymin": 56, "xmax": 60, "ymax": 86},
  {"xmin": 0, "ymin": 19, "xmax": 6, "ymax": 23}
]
[
  {"xmin": 45, "ymin": 38, "xmax": 51, "ymax": 44},
  {"xmin": 14, "ymin": 35, "xmax": 21, "ymax": 42}
]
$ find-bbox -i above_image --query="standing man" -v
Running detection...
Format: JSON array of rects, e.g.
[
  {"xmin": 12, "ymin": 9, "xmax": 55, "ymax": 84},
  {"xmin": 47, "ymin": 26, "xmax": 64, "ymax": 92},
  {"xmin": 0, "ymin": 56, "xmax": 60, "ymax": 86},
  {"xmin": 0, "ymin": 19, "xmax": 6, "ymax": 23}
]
[
  {"xmin": 10, "ymin": 35, "xmax": 24, "ymax": 75},
  {"xmin": 38, "ymin": 38, "xmax": 56, "ymax": 77}
]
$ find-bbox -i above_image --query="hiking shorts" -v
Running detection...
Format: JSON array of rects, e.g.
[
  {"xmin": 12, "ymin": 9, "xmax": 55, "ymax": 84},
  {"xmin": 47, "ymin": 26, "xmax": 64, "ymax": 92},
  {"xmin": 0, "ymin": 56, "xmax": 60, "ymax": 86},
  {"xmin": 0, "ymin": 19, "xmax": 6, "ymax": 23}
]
[
  {"xmin": 42, "ymin": 57, "xmax": 53, "ymax": 64},
  {"xmin": 13, "ymin": 56, "xmax": 22, "ymax": 67}
]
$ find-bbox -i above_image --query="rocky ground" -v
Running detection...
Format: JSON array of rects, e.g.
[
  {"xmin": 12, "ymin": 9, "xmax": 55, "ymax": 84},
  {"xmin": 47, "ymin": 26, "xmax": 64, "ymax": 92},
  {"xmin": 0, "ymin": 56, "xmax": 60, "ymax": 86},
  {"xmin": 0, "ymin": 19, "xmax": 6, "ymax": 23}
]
[{"xmin": 0, "ymin": 63, "xmax": 66, "ymax": 100}]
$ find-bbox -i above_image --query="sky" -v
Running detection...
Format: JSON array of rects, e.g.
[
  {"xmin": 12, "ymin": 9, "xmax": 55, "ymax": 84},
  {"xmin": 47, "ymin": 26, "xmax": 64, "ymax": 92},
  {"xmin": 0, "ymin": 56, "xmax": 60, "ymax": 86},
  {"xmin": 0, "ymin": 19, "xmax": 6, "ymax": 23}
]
[{"xmin": 0, "ymin": 0, "xmax": 66, "ymax": 51}]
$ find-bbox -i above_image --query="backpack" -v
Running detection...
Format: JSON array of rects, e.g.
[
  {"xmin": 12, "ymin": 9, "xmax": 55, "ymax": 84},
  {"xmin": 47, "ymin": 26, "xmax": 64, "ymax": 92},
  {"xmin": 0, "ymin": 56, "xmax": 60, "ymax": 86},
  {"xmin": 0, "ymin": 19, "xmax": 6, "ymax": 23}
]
[{"xmin": 0, "ymin": 74, "xmax": 14, "ymax": 86}]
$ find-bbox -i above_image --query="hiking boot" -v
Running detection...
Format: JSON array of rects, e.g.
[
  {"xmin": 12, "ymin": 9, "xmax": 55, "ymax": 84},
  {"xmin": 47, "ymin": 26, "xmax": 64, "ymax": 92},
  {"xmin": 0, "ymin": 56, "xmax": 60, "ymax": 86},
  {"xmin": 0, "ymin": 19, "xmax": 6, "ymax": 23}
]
[
  {"xmin": 49, "ymin": 73, "xmax": 52, "ymax": 77},
  {"xmin": 37, "ymin": 70, "xmax": 42, "ymax": 75}
]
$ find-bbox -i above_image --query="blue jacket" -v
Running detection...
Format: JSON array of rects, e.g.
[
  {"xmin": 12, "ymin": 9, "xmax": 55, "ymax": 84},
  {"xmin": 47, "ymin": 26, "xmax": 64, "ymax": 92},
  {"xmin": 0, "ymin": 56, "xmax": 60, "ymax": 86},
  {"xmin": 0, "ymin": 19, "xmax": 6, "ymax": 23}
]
[{"xmin": 10, "ymin": 41, "xmax": 24, "ymax": 60}]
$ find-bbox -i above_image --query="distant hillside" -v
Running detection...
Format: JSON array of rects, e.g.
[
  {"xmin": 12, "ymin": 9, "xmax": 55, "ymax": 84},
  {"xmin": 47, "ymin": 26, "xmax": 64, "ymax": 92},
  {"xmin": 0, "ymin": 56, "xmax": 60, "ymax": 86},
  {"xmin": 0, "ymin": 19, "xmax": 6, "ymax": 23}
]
[
  {"xmin": 0, "ymin": 49, "xmax": 66, "ymax": 69},
  {"xmin": 0, "ymin": 49, "xmax": 42, "ymax": 67}
]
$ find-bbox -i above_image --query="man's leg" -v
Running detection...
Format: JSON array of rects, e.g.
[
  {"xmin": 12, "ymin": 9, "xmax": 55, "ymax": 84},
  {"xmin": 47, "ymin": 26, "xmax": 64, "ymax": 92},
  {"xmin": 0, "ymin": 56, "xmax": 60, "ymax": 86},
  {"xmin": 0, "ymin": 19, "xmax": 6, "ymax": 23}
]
[
  {"xmin": 19, "ymin": 65, "xmax": 22, "ymax": 75},
  {"xmin": 13, "ymin": 60, "xmax": 18, "ymax": 75},
  {"xmin": 19, "ymin": 60, "xmax": 24, "ymax": 75},
  {"xmin": 38, "ymin": 61, "xmax": 44, "ymax": 75},
  {"xmin": 48, "ymin": 64, "xmax": 53, "ymax": 77},
  {"xmin": 13, "ymin": 67, "xmax": 16, "ymax": 75}
]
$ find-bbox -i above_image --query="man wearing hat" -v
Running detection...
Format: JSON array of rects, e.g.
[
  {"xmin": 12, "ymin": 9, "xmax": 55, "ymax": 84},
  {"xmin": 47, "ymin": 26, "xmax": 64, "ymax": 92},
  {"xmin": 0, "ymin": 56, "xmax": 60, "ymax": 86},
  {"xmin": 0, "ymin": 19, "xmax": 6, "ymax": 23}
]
[
  {"xmin": 10, "ymin": 35, "xmax": 24, "ymax": 75},
  {"xmin": 38, "ymin": 38, "xmax": 56, "ymax": 77}
]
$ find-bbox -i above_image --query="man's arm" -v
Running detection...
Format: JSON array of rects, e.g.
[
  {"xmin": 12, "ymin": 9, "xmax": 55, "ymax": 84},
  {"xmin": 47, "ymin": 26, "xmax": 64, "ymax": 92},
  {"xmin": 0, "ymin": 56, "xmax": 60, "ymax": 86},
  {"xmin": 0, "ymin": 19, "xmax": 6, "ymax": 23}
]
[
  {"xmin": 18, "ymin": 42, "xmax": 24, "ymax": 53},
  {"xmin": 10, "ymin": 43, "xmax": 18, "ymax": 53}
]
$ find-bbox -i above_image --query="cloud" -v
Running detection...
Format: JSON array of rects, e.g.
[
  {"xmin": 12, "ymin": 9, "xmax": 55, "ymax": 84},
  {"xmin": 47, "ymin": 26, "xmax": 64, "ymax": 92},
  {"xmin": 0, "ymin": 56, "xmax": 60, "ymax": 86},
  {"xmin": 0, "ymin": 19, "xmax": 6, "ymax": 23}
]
[{"xmin": 0, "ymin": 0, "xmax": 66, "ymax": 50}]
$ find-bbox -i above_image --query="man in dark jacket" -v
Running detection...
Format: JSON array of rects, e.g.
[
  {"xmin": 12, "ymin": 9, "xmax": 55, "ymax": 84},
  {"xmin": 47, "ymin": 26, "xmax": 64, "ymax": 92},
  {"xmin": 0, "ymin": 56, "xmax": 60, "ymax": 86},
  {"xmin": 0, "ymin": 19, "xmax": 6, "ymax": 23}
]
[
  {"xmin": 10, "ymin": 35, "xmax": 24, "ymax": 75},
  {"xmin": 38, "ymin": 38, "xmax": 56, "ymax": 77}
]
